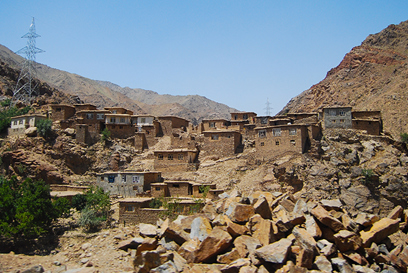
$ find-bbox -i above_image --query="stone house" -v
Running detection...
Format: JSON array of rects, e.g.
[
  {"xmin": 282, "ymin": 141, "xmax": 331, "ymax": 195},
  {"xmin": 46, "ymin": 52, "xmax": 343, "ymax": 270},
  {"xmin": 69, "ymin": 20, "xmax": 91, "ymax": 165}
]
[
  {"xmin": 96, "ymin": 170, "xmax": 162, "ymax": 197},
  {"xmin": 8, "ymin": 114, "xmax": 47, "ymax": 136},
  {"xmin": 254, "ymin": 116, "xmax": 272, "ymax": 127},
  {"xmin": 76, "ymin": 109, "xmax": 109, "ymax": 134},
  {"xmin": 154, "ymin": 149, "xmax": 198, "ymax": 172},
  {"xmin": 255, "ymin": 124, "xmax": 308, "ymax": 156},
  {"xmin": 74, "ymin": 104, "xmax": 97, "ymax": 112},
  {"xmin": 104, "ymin": 107, "xmax": 134, "ymax": 115},
  {"xmin": 151, "ymin": 181, "xmax": 219, "ymax": 199},
  {"xmin": 48, "ymin": 104, "xmax": 76, "ymax": 122},
  {"xmin": 157, "ymin": 116, "xmax": 190, "ymax": 136},
  {"xmin": 322, "ymin": 107, "xmax": 353, "ymax": 129},
  {"xmin": 201, "ymin": 130, "xmax": 242, "ymax": 158},
  {"xmin": 105, "ymin": 113, "xmax": 134, "ymax": 139},
  {"xmin": 132, "ymin": 115, "xmax": 155, "ymax": 128},
  {"xmin": 351, "ymin": 110, "xmax": 382, "ymax": 135},
  {"xmin": 230, "ymin": 112, "xmax": 257, "ymax": 131},
  {"xmin": 200, "ymin": 119, "xmax": 231, "ymax": 132}
]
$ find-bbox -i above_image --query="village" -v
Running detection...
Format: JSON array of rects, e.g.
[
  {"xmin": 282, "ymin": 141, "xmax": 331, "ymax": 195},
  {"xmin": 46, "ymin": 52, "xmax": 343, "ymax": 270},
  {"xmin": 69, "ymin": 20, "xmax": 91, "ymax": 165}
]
[{"xmin": 7, "ymin": 103, "xmax": 383, "ymax": 225}]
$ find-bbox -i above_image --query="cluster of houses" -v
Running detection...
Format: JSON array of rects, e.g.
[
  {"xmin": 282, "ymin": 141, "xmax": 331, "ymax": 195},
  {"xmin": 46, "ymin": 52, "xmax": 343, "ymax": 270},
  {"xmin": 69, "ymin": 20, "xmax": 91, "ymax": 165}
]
[{"xmin": 8, "ymin": 103, "xmax": 382, "ymax": 224}]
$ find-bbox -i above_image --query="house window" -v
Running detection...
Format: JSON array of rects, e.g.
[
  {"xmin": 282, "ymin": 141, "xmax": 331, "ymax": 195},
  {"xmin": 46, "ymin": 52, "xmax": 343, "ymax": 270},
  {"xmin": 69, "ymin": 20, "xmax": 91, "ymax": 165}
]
[
  {"xmin": 168, "ymin": 154, "xmax": 174, "ymax": 160},
  {"xmin": 158, "ymin": 154, "xmax": 163, "ymax": 160},
  {"xmin": 19, "ymin": 120, "xmax": 24, "ymax": 125},
  {"xmin": 140, "ymin": 117, "xmax": 146, "ymax": 123},
  {"xmin": 261, "ymin": 117, "xmax": 268, "ymax": 124},
  {"xmin": 120, "ymin": 118, "xmax": 125, "ymax": 123},
  {"xmin": 97, "ymin": 114, "xmax": 104, "ymax": 120},
  {"xmin": 125, "ymin": 205, "xmax": 134, "ymax": 212},
  {"xmin": 234, "ymin": 115, "xmax": 238, "ymax": 120},
  {"xmin": 86, "ymin": 113, "xmax": 94, "ymax": 119},
  {"xmin": 108, "ymin": 175, "xmax": 115, "ymax": 183},
  {"xmin": 178, "ymin": 154, "xmax": 184, "ymax": 160},
  {"xmin": 119, "ymin": 126, "xmax": 123, "ymax": 129},
  {"xmin": 275, "ymin": 140, "xmax": 280, "ymax": 146},
  {"xmin": 172, "ymin": 184, "xmax": 180, "ymax": 188},
  {"xmin": 331, "ymin": 120, "xmax": 336, "ymax": 123},
  {"xmin": 155, "ymin": 187, "xmax": 161, "ymax": 191},
  {"xmin": 272, "ymin": 128, "xmax": 281, "ymax": 136},
  {"xmin": 209, "ymin": 122, "xmax": 215, "ymax": 128},
  {"xmin": 56, "ymin": 108, "xmax": 62, "ymax": 112},
  {"xmin": 258, "ymin": 130, "xmax": 266, "ymax": 138},
  {"xmin": 290, "ymin": 140, "xmax": 296, "ymax": 146},
  {"xmin": 329, "ymin": 110, "xmax": 337, "ymax": 116},
  {"xmin": 243, "ymin": 114, "xmax": 248, "ymax": 119},
  {"xmin": 227, "ymin": 135, "xmax": 231, "ymax": 138},
  {"xmin": 339, "ymin": 110, "xmax": 346, "ymax": 116},
  {"xmin": 13, "ymin": 121, "xmax": 17, "ymax": 125},
  {"xmin": 122, "ymin": 176, "xmax": 126, "ymax": 182},
  {"xmin": 133, "ymin": 176, "xmax": 140, "ymax": 183},
  {"xmin": 112, "ymin": 110, "xmax": 117, "ymax": 114},
  {"xmin": 110, "ymin": 117, "xmax": 116, "ymax": 123},
  {"xmin": 289, "ymin": 128, "xmax": 297, "ymax": 135},
  {"xmin": 211, "ymin": 134, "xmax": 219, "ymax": 140},
  {"xmin": 260, "ymin": 142, "xmax": 264, "ymax": 146},
  {"xmin": 339, "ymin": 119, "xmax": 344, "ymax": 123}
]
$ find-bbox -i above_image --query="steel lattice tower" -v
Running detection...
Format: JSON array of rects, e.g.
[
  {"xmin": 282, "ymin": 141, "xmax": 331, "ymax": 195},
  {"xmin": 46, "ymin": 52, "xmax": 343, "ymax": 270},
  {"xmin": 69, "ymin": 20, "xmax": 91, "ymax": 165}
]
[
  {"xmin": 264, "ymin": 98, "xmax": 272, "ymax": 116},
  {"xmin": 13, "ymin": 17, "xmax": 45, "ymax": 105}
]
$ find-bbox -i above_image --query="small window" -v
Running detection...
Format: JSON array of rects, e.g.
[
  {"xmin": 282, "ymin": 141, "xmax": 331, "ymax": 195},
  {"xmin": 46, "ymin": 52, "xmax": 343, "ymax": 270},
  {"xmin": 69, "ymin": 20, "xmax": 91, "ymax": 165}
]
[
  {"xmin": 110, "ymin": 117, "xmax": 116, "ymax": 123},
  {"xmin": 260, "ymin": 142, "xmax": 264, "ymax": 146},
  {"xmin": 56, "ymin": 108, "xmax": 62, "ymax": 112},
  {"xmin": 122, "ymin": 176, "xmax": 126, "ymax": 182},
  {"xmin": 97, "ymin": 114, "xmax": 104, "ymax": 120},
  {"xmin": 19, "ymin": 120, "xmax": 24, "ymax": 125},
  {"xmin": 227, "ymin": 135, "xmax": 231, "ymax": 138},
  {"xmin": 13, "ymin": 121, "xmax": 17, "ymax": 125},
  {"xmin": 331, "ymin": 120, "xmax": 336, "ymax": 123},
  {"xmin": 112, "ymin": 125, "xmax": 116, "ymax": 129},
  {"xmin": 168, "ymin": 154, "xmax": 173, "ymax": 160},
  {"xmin": 108, "ymin": 175, "xmax": 115, "ymax": 183},
  {"xmin": 178, "ymin": 154, "xmax": 184, "ymax": 160},
  {"xmin": 234, "ymin": 115, "xmax": 238, "ymax": 120},
  {"xmin": 120, "ymin": 118, "xmax": 125, "ymax": 123},
  {"xmin": 119, "ymin": 126, "xmax": 123, "ymax": 129},
  {"xmin": 158, "ymin": 154, "xmax": 163, "ymax": 160},
  {"xmin": 155, "ymin": 187, "xmax": 161, "ymax": 191},
  {"xmin": 132, "ymin": 176, "xmax": 139, "ymax": 183},
  {"xmin": 339, "ymin": 110, "xmax": 346, "ymax": 116},
  {"xmin": 125, "ymin": 205, "xmax": 134, "ymax": 212},
  {"xmin": 272, "ymin": 128, "xmax": 281, "ymax": 136},
  {"xmin": 258, "ymin": 130, "xmax": 266, "ymax": 138},
  {"xmin": 112, "ymin": 110, "xmax": 117, "ymax": 114},
  {"xmin": 261, "ymin": 117, "xmax": 268, "ymax": 124},
  {"xmin": 329, "ymin": 110, "xmax": 336, "ymax": 116},
  {"xmin": 140, "ymin": 117, "xmax": 146, "ymax": 123},
  {"xmin": 339, "ymin": 119, "xmax": 344, "ymax": 123},
  {"xmin": 209, "ymin": 122, "xmax": 215, "ymax": 128},
  {"xmin": 275, "ymin": 140, "xmax": 280, "ymax": 146},
  {"xmin": 172, "ymin": 184, "xmax": 179, "ymax": 188},
  {"xmin": 211, "ymin": 134, "xmax": 219, "ymax": 140},
  {"xmin": 243, "ymin": 114, "xmax": 248, "ymax": 120},
  {"xmin": 86, "ymin": 113, "xmax": 94, "ymax": 119},
  {"xmin": 289, "ymin": 128, "xmax": 297, "ymax": 135},
  {"xmin": 290, "ymin": 140, "xmax": 296, "ymax": 146}
]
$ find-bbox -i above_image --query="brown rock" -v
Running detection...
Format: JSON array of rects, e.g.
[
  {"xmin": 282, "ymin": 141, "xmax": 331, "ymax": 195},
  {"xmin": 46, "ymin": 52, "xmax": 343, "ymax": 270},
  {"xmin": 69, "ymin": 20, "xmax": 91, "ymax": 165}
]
[
  {"xmin": 292, "ymin": 227, "xmax": 317, "ymax": 253},
  {"xmin": 255, "ymin": 238, "xmax": 293, "ymax": 264},
  {"xmin": 344, "ymin": 251, "xmax": 367, "ymax": 265},
  {"xmin": 387, "ymin": 205, "xmax": 403, "ymax": 220},
  {"xmin": 217, "ymin": 248, "xmax": 241, "ymax": 264},
  {"xmin": 253, "ymin": 196, "xmax": 272, "ymax": 219},
  {"xmin": 311, "ymin": 204, "xmax": 345, "ymax": 232},
  {"xmin": 226, "ymin": 221, "xmax": 249, "ymax": 237},
  {"xmin": 164, "ymin": 221, "xmax": 190, "ymax": 245},
  {"xmin": 247, "ymin": 214, "xmax": 276, "ymax": 246},
  {"xmin": 189, "ymin": 263, "xmax": 224, "ymax": 273},
  {"xmin": 333, "ymin": 230, "xmax": 362, "ymax": 252},
  {"xmin": 139, "ymin": 223, "xmax": 157, "ymax": 237},
  {"xmin": 133, "ymin": 250, "xmax": 162, "ymax": 273},
  {"xmin": 194, "ymin": 227, "xmax": 233, "ymax": 263},
  {"xmin": 360, "ymin": 218, "xmax": 400, "ymax": 247},
  {"xmin": 234, "ymin": 235, "xmax": 262, "ymax": 258},
  {"xmin": 320, "ymin": 199, "xmax": 343, "ymax": 210},
  {"xmin": 296, "ymin": 248, "xmax": 314, "ymax": 269},
  {"xmin": 178, "ymin": 238, "xmax": 200, "ymax": 264},
  {"xmin": 190, "ymin": 216, "xmax": 213, "ymax": 241},
  {"xmin": 225, "ymin": 202, "xmax": 255, "ymax": 223},
  {"xmin": 354, "ymin": 213, "xmax": 379, "ymax": 227},
  {"xmin": 317, "ymin": 239, "xmax": 336, "ymax": 256},
  {"xmin": 305, "ymin": 215, "xmax": 322, "ymax": 238},
  {"xmin": 220, "ymin": 258, "xmax": 251, "ymax": 273},
  {"xmin": 341, "ymin": 213, "xmax": 359, "ymax": 233},
  {"xmin": 314, "ymin": 255, "xmax": 333, "ymax": 272},
  {"xmin": 331, "ymin": 257, "xmax": 354, "ymax": 273},
  {"xmin": 136, "ymin": 237, "xmax": 158, "ymax": 256}
]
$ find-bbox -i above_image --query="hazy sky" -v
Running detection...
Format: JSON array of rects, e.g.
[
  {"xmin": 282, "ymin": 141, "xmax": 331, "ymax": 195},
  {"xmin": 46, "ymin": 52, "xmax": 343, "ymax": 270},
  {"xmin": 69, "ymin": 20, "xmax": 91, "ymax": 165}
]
[{"xmin": 1, "ymin": 1, "xmax": 407, "ymax": 115}]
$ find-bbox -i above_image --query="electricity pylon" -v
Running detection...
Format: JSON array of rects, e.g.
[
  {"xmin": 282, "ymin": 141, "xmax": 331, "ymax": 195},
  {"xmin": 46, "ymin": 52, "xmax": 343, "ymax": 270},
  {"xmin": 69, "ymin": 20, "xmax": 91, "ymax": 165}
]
[{"xmin": 12, "ymin": 17, "xmax": 45, "ymax": 105}]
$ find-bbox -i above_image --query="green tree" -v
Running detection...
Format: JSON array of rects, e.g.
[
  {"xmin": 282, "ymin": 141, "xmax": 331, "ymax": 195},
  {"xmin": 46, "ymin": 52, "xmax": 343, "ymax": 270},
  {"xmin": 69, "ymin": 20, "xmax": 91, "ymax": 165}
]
[
  {"xmin": 36, "ymin": 119, "xmax": 53, "ymax": 138},
  {"xmin": 400, "ymin": 133, "xmax": 408, "ymax": 144},
  {"xmin": 77, "ymin": 186, "xmax": 111, "ymax": 231},
  {"xmin": 72, "ymin": 194, "xmax": 88, "ymax": 211},
  {"xmin": 101, "ymin": 128, "xmax": 111, "ymax": 142},
  {"xmin": 0, "ymin": 177, "xmax": 66, "ymax": 239}
]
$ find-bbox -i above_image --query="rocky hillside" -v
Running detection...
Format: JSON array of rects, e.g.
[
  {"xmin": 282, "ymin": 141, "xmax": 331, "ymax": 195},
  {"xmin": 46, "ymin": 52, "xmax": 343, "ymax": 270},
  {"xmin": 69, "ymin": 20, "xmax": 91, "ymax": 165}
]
[
  {"xmin": 0, "ymin": 44, "xmax": 237, "ymax": 124},
  {"xmin": 279, "ymin": 20, "xmax": 408, "ymax": 139}
]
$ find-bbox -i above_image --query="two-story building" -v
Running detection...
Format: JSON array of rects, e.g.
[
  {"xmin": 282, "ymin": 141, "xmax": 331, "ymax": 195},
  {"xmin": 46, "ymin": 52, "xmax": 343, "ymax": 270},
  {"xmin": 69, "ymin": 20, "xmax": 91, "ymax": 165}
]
[
  {"xmin": 8, "ymin": 114, "xmax": 47, "ymax": 136},
  {"xmin": 154, "ymin": 149, "xmax": 198, "ymax": 172}
]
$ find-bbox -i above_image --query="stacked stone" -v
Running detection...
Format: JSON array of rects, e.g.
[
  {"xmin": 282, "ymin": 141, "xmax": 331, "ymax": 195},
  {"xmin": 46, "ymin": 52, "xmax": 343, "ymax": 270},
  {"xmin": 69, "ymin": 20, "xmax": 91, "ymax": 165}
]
[{"xmin": 117, "ymin": 190, "xmax": 408, "ymax": 272}]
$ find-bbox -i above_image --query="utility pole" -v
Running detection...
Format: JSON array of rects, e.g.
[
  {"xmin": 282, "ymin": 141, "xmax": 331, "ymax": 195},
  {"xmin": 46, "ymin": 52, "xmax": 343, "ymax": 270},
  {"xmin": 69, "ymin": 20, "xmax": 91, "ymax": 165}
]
[
  {"xmin": 12, "ymin": 17, "xmax": 45, "ymax": 105},
  {"xmin": 264, "ymin": 98, "xmax": 272, "ymax": 116}
]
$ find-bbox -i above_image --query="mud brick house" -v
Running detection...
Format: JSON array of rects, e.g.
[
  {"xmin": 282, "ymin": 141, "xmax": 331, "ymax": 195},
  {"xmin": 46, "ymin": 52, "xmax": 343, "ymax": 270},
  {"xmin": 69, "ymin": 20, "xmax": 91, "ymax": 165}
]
[
  {"xmin": 322, "ymin": 107, "xmax": 353, "ymax": 129},
  {"xmin": 255, "ymin": 124, "xmax": 308, "ymax": 156},
  {"xmin": 118, "ymin": 198, "xmax": 162, "ymax": 225},
  {"xmin": 151, "ymin": 181, "xmax": 220, "ymax": 199},
  {"xmin": 74, "ymin": 103, "xmax": 97, "ymax": 112},
  {"xmin": 48, "ymin": 104, "xmax": 76, "ymax": 122},
  {"xmin": 96, "ymin": 170, "xmax": 162, "ymax": 197},
  {"xmin": 287, "ymin": 113, "xmax": 318, "ymax": 123},
  {"xmin": 8, "ymin": 114, "xmax": 47, "ymax": 136},
  {"xmin": 230, "ymin": 112, "xmax": 257, "ymax": 131},
  {"xmin": 104, "ymin": 107, "xmax": 134, "ymax": 115},
  {"xmin": 352, "ymin": 110, "xmax": 382, "ymax": 135},
  {"xmin": 105, "ymin": 113, "xmax": 134, "ymax": 139},
  {"xmin": 200, "ymin": 119, "xmax": 231, "ymax": 132},
  {"xmin": 269, "ymin": 116, "xmax": 293, "ymax": 126},
  {"xmin": 201, "ymin": 130, "xmax": 242, "ymax": 158},
  {"xmin": 157, "ymin": 116, "xmax": 190, "ymax": 136},
  {"xmin": 254, "ymin": 116, "xmax": 272, "ymax": 127},
  {"xmin": 154, "ymin": 149, "xmax": 198, "ymax": 172},
  {"xmin": 132, "ymin": 115, "xmax": 155, "ymax": 128},
  {"xmin": 76, "ymin": 109, "xmax": 109, "ymax": 134}
]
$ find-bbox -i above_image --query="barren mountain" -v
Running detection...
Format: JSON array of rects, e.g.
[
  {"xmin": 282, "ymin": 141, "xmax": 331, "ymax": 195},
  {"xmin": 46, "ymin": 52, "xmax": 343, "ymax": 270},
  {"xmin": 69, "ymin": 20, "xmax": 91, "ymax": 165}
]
[
  {"xmin": 0, "ymin": 44, "xmax": 237, "ymax": 124},
  {"xmin": 279, "ymin": 20, "xmax": 408, "ymax": 139}
]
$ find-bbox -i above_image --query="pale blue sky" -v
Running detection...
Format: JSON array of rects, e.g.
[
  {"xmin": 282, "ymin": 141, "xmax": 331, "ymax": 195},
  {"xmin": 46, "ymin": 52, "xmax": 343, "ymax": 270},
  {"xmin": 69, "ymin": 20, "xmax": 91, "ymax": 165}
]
[{"xmin": 1, "ymin": 1, "xmax": 407, "ymax": 115}]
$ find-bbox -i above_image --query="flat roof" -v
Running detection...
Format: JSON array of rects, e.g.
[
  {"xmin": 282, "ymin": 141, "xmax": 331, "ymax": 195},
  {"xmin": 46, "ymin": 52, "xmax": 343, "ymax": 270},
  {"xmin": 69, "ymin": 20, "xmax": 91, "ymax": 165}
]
[
  {"xmin": 48, "ymin": 104, "xmax": 74, "ymax": 108},
  {"xmin": 154, "ymin": 149, "xmax": 198, "ymax": 153},
  {"xmin": 230, "ymin": 112, "xmax": 257, "ymax": 115},
  {"xmin": 255, "ymin": 124, "xmax": 306, "ymax": 130},
  {"xmin": 11, "ymin": 114, "xmax": 47, "ymax": 119},
  {"xmin": 131, "ymin": 114, "xmax": 155, "ymax": 118},
  {"xmin": 76, "ymin": 110, "xmax": 110, "ymax": 113},
  {"xmin": 203, "ymin": 130, "xmax": 240, "ymax": 134},
  {"xmin": 97, "ymin": 170, "xmax": 161, "ymax": 175},
  {"xmin": 51, "ymin": 191, "xmax": 82, "ymax": 198},
  {"xmin": 105, "ymin": 113, "xmax": 132, "ymax": 117},
  {"xmin": 118, "ymin": 197, "xmax": 153, "ymax": 203},
  {"xmin": 202, "ymin": 118, "xmax": 229, "ymax": 122}
]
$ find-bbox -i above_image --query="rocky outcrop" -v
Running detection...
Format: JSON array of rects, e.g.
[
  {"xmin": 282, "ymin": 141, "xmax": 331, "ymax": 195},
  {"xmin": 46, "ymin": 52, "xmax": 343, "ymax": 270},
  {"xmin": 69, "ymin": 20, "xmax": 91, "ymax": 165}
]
[{"xmin": 111, "ymin": 191, "xmax": 408, "ymax": 272}]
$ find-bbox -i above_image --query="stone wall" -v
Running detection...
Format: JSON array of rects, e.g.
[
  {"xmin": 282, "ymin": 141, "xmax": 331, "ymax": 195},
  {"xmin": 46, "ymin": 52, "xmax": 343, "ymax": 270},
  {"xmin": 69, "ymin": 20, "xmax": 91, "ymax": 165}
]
[
  {"xmin": 202, "ymin": 131, "xmax": 241, "ymax": 158},
  {"xmin": 119, "ymin": 208, "xmax": 165, "ymax": 225},
  {"xmin": 134, "ymin": 133, "xmax": 147, "ymax": 151},
  {"xmin": 107, "ymin": 124, "xmax": 135, "ymax": 139},
  {"xmin": 352, "ymin": 119, "xmax": 382, "ymax": 135},
  {"xmin": 323, "ymin": 107, "xmax": 352, "ymax": 129},
  {"xmin": 167, "ymin": 183, "xmax": 192, "ymax": 197},
  {"xmin": 50, "ymin": 106, "xmax": 76, "ymax": 121}
]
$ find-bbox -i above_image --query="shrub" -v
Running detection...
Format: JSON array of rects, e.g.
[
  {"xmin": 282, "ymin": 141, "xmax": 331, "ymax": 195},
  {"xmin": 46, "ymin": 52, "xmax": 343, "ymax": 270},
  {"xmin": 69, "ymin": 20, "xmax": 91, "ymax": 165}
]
[
  {"xmin": 76, "ymin": 186, "xmax": 110, "ymax": 231},
  {"xmin": 101, "ymin": 128, "xmax": 111, "ymax": 142},
  {"xmin": 78, "ymin": 207, "xmax": 104, "ymax": 231},
  {"xmin": 149, "ymin": 198, "xmax": 163, "ymax": 209},
  {"xmin": 36, "ymin": 119, "xmax": 53, "ymax": 138},
  {"xmin": 401, "ymin": 133, "xmax": 408, "ymax": 144},
  {"xmin": 361, "ymin": 169, "xmax": 374, "ymax": 184},
  {"xmin": 72, "ymin": 194, "xmax": 88, "ymax": 211},
  {"xmin": 0, "ymin": 106, "xmax": 30, "ymax": 133}
]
